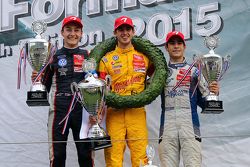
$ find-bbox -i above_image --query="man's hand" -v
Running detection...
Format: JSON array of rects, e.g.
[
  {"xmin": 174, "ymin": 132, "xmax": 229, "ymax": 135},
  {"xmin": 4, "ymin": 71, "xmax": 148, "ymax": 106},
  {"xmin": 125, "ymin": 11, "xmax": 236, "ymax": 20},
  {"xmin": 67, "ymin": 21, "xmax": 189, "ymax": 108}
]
[
  {"xmin": 89, "ymin": 115, "xmax": 98, "ymax": 125},
  {"xmin": 209, "ymin": 81, "xmax": 220, "ymax": 95},
  {"xmin": 31, "ymin": 71, "xmax": 38, "ymax": 82},
  {"xmin": 31, "ymin": 70, "xmax": 44, "ymax": 82}
]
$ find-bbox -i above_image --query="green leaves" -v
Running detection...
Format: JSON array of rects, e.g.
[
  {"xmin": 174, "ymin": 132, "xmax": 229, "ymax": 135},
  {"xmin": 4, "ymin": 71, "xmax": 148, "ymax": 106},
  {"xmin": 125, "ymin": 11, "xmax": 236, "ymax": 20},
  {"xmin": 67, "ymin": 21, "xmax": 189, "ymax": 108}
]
[{"xmin": 89, "ymin": 36, "xmax": 168, "ymax": 109}]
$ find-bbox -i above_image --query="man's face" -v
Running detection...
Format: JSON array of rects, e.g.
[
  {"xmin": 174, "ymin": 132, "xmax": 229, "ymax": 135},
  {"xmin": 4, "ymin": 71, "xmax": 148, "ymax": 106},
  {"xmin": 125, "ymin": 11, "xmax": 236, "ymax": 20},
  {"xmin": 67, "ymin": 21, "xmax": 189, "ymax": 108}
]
[
  {"xmin": 114, "ymin": 25, "xmax": 134, "ymax": 48},
  {"xmin": 61, "ymin": 23, "xmax": 83, "ymax": 48},
  {"xmin": 166, "ymin": 36, "xmax": 185, "ymax": 62}
]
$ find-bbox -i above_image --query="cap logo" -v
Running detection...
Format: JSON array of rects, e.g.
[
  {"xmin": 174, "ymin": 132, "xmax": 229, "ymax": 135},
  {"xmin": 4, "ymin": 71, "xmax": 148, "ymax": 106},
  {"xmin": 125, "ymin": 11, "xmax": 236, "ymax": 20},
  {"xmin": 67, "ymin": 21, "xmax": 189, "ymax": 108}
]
[
  {"xmin": 121, "ymin": 17, "xmax": 127, "ymax": 22},
  {"xmin": 70, "ymin": 16, "xmax": 77, "ymax": 20}
]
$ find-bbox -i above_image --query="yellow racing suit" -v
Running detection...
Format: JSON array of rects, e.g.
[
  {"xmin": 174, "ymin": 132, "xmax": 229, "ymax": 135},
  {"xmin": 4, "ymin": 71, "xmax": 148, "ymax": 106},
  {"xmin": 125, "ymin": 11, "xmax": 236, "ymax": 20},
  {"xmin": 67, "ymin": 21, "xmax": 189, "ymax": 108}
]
[{"xmin": 99, "ymin": 46, "xmax": 152, "ymax": 167}]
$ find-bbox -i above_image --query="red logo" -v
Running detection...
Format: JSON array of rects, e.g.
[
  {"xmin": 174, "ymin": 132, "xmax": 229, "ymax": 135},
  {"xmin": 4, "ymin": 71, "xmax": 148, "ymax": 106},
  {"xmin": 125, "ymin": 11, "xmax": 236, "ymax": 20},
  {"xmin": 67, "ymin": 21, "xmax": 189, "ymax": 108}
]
[{"xmin": 73, "ymin": 54, "xmax": 84, "ymax": 72}]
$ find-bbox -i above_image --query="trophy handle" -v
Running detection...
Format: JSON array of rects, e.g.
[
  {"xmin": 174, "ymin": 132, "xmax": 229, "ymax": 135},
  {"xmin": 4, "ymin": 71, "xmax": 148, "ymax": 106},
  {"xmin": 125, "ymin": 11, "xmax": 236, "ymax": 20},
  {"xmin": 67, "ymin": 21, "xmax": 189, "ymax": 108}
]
[
  {"xmin": 193, "ymin": 54, "xmax": 203, "ymax": 68},
  {"xmin": 71, "ymin": 82, "xmax": 90, "ymax": 113},
  {"xmin": 71, "ymin": 82, "xmax": 79, "ymax": 94},
  {"xmin": 219, "ymin": 55, "xmax": 231, "ymax": 81}
]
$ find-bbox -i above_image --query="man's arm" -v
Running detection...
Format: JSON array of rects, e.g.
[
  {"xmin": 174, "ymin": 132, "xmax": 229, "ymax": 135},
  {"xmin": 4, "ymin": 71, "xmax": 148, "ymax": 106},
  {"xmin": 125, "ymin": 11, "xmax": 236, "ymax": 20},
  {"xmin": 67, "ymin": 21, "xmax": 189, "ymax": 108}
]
[{"xmin": 98, "ymin": 59, "xmax": 108, "ymax": 80}]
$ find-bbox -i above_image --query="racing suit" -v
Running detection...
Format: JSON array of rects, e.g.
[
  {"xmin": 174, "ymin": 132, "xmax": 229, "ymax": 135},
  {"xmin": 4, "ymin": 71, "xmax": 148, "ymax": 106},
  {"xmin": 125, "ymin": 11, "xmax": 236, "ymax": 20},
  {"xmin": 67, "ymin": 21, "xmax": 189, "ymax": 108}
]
[
  {"xmin": 42, "ymin": 46, "xmax": 93, "ymax": 167},
  {"xmin": 158, "ymin": 60, "xmax": 209, "ymax": 167},
  {"xmin": 99, "ymin": 46, "xmax": 153, "ymax": 167}
]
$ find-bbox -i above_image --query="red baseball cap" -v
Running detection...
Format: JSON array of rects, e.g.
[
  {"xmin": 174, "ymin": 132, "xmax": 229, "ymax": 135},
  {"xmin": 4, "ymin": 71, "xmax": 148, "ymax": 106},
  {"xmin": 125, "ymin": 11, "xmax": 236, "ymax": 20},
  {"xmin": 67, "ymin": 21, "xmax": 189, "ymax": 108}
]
[
  {"xmin": 114, "ymin": 16, "xmax": 134, "ymax": 31},
  {"xmin": 62, "ymin": 16, "xmax": 83, "ymax": 30},
  {"xmin": 166, "ymin": 31, "xmax": 185, "ymax": 45}
]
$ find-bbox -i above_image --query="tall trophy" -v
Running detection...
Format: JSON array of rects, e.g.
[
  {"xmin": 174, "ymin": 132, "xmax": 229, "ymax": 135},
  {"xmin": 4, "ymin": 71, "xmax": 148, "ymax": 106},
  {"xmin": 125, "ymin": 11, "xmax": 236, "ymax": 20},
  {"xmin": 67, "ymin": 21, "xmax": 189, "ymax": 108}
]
[
  {"xmin": 140, "ymin": 145, "xmax": 158, "ymax": 167},
  {"xmin": 71, "ymin": 59, "xmax": 112, "ymax": 151},
  {"xmin": 196, "ymin": 36, "xmax": 231, "ymax": 114},
  {"xmin": 24, "ymin": 21, "xmax": 54, "ymax": 106}
]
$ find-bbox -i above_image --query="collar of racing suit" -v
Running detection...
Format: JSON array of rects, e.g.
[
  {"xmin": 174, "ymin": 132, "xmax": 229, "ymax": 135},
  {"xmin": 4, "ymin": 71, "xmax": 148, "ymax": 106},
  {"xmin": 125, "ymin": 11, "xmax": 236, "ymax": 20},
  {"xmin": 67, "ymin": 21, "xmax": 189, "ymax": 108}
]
[
  {"xmin": 168, "ymin": 58, "xmax": 187, "ymax": 69},
  {"xmin": 61, "ymin": 46, "xmax": 80, "ymax": 54},
  {"xmin": 115, "ymin": 45, "xmax": 134, "ymax": 54}
]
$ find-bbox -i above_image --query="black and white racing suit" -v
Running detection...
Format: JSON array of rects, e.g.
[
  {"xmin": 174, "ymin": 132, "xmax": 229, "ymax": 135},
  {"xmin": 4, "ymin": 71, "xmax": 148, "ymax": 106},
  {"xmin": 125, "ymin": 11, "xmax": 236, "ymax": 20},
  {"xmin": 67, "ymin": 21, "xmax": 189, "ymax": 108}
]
[
  {"xmin": 42, "ymin": 46, "xmax": 93, "ymax": 167},
  {"xmin": 159, "ymin": 60, "xmax": 209, "ymax": 167}
]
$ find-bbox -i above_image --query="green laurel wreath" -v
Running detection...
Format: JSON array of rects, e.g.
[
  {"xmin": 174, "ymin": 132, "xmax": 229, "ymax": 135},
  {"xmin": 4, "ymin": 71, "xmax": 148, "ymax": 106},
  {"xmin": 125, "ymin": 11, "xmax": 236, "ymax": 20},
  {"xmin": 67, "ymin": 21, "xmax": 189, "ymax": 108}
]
[{"xmin": 89, "ymin": 36, "xmax": 168, "ymax": 108}]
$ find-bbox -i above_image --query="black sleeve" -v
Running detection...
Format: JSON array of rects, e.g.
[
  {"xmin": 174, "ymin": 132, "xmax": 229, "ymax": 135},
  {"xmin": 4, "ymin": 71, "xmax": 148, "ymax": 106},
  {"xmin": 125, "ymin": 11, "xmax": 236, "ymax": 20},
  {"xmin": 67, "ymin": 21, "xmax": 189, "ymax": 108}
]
[{"xmin": 42, "ymin": 57, "xmax": 54, "ymax": 93}]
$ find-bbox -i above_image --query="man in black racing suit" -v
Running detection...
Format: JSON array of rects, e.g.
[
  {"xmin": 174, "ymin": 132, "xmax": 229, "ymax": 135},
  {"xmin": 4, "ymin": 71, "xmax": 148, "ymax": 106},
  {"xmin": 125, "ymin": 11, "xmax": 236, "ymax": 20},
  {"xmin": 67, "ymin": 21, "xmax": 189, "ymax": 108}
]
[{"xmin": 34, "ymin": 16, "xmax": 94, "ymax": 167}]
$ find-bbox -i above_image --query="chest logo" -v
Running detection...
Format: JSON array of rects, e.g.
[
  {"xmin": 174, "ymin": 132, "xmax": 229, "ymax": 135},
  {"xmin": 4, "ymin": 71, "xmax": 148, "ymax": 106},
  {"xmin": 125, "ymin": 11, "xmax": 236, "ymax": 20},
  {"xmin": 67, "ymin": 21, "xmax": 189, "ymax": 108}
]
[
  {"xmin": 58, "ymin": 58, "xmax": 67, "ymax": 67},
  {"xmin": 58, "ymin": 58, "xmax": 68, "ymax": 76},
  {"xmin": 113, "ymin": 55, "xmax": 119, "ymax": 61},
  {"xmin": 73, "ymin": 54, "xmax": 84, "ymax": 72}
]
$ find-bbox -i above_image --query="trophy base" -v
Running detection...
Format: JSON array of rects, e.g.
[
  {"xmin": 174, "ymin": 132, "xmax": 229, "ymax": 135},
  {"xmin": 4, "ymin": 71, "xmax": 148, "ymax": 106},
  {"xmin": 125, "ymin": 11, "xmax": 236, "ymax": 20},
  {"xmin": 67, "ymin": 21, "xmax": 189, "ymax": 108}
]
[
  {"xmin": 201, "ymin": 100, "xmax": 224, "ymax": 114},
  {"xmin": 88, "ymin": 136, "xmax": 112, "ymax": 151},
  {"xmin": 26, "ymin": 91, "xmax": 49, "ymax": 106}
]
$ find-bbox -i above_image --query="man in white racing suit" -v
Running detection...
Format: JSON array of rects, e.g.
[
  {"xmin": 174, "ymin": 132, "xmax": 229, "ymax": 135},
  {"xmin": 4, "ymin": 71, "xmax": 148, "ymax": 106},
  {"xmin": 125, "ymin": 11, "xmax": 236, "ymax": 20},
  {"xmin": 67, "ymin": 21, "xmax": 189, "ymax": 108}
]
[{"xmin": 158, "ymin": 31, "xmax": 220, "ymax": 167}]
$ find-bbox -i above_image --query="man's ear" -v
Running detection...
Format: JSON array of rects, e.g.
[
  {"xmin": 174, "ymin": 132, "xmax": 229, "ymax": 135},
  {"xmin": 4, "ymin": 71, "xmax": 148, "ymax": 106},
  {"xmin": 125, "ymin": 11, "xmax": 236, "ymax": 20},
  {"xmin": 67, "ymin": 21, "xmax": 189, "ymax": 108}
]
[
  {"xmin": 132, "ymin": 28, "xmax": 135, "ymax": 34},
  {"xmin": 165, "ymin": 44, "xmax": 169, "ymax": 51}
]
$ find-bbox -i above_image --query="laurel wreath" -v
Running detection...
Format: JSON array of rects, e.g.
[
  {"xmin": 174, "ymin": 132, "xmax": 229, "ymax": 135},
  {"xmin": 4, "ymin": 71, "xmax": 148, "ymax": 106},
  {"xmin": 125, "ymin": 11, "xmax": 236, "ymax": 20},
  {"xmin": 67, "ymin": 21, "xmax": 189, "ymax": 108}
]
[{"xmin": 89, "ymin": 36, "xmax": 167, "ymax": 108}]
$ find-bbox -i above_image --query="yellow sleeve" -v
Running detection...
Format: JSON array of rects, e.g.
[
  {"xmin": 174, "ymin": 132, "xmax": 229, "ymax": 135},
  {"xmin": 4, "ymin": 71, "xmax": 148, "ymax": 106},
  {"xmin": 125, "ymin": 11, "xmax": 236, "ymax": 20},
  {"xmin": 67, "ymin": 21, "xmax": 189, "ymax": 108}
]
[{"xmin": 98, "ymin": 58, "xmax": 108, "ymax": 80}]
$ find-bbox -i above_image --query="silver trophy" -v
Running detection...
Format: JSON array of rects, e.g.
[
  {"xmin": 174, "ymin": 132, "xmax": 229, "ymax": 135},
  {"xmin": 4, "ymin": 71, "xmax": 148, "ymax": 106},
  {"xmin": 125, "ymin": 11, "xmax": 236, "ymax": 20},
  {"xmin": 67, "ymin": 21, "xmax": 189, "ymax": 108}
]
[
  {"xmin": 25, "ymin": 20, "xmax": 54, "ymax": 106},
  {"xmin": 71, "ymin": 59, "xmax": 112, "ymax": 150},
  {"xmin": 141, "ymin": 145, "xmax": 158, "ymax": 167},
  {"xmin": 196, "ymin": 36, "xmax": 231, "ymax": 114}
]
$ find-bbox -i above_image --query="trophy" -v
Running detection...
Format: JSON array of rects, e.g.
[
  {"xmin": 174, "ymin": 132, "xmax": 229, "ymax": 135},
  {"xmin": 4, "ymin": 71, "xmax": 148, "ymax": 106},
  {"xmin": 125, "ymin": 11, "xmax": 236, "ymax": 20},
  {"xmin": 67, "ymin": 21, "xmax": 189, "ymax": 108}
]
[
  {"xmin": 71, "ymin": 59, "xmax": 112, "ymax": 150},
  {"xmin": 196, "ymin": 36, "xmax": 231, "ymax": 114},
  {"xmin": 23, "ymin": 20, "xmax": 54, "ymax": 106},
  {"xmin": 140, "ymin": 145, "xmax": 158, "ymax": 167}
]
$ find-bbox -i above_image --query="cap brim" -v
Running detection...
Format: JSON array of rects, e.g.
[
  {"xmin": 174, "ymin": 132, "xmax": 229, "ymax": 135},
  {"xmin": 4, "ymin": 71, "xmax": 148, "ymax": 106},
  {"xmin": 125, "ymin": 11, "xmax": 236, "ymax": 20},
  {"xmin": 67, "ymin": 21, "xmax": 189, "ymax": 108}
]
[
  {"xmin": 114, "ymin": 23, "xmax": 134, "ymax": 30},
  {"xmin": 62, "ymin": 21, "xmax": 83, "ymax": 29},
  {"xmin": 167, "ymin": 35, "xmax": 185, "ymax": 45}
]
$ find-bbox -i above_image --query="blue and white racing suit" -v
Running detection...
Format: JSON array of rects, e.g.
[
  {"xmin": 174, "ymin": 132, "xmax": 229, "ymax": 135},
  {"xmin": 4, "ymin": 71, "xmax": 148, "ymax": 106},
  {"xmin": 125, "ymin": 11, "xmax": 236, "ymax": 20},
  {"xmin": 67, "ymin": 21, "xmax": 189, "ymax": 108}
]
[{"xmin": 158, "ymin": 60, "xmax": 209, "ymax": 167}]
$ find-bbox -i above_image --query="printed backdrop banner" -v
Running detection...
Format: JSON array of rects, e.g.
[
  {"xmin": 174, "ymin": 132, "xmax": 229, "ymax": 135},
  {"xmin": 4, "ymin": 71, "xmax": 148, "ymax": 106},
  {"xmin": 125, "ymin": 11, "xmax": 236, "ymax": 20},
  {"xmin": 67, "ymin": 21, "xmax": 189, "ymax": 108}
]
[{"xmin": 0, "ymin": 0, "xmax": 250, "ymax": 166}]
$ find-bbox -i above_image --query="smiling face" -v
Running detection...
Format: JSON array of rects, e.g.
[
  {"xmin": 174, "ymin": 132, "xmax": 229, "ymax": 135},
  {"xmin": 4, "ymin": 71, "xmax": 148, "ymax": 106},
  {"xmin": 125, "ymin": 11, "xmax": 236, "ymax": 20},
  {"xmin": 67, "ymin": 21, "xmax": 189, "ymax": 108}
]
[
  {"xmin": 166, "ymin": 36, "xmax": 186, "ymax": 63},
  {"xmin": 114, "ymin": 24, "xmax": 135, "ymax": 49},
  {"xmin": 61, "ymin": 23, "xmax": 83, "ymax": 48}
]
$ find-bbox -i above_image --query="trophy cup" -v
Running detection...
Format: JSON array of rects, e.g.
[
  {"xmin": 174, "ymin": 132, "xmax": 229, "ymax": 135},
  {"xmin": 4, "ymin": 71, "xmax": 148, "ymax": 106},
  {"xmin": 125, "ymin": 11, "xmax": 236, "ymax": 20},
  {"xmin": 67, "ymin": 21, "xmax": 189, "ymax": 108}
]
[
  {"xmin": 25, "ymin": 20, "xmax": 54, "ymax": 106},
  {"xmin": 196, "ymin": 36, "xmax": 231, "ymax": 114},
  {"xmin": 71, "ymin": 59, "xmax": 112, "ymax": 150},
  {"xmin": 141, "ymin": 145, "xmax": 158, "ymax": 167}
]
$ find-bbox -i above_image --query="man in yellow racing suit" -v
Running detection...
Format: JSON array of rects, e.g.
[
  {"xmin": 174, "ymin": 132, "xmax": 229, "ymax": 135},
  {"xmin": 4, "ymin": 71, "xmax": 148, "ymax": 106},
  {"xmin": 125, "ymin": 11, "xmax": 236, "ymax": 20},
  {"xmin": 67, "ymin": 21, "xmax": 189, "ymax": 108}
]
[{"xmin": 98, "ymin": 15, "xmax": 154, "ymax": 167}]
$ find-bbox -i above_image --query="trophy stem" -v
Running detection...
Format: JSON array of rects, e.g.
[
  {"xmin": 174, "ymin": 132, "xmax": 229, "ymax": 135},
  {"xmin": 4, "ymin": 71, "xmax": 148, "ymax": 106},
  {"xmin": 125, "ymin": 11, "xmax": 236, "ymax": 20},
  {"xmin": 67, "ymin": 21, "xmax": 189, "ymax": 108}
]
[
  {"xmin": 31, "ymin": 81, "xmax": 46, "ymax": 92},
  {"xmin": 35, "ymin": 34, "xmax": 42, "ymax": 39},
  {"xmin": 88, "ymin": 123, "xmax": 106, "ymax": 138},
  {"xmin": 148, "ymin": 160, "xmax": 152, "ymax": 165},
  {"xmin": 206, "ymin": 92, "xmax": 219, "ymax": 101},
  {"xmin": 209, "ymin": 49, "xmax": 215, "ymax": 54}
]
